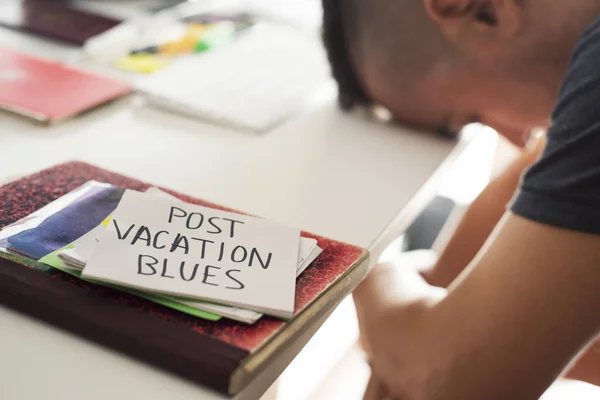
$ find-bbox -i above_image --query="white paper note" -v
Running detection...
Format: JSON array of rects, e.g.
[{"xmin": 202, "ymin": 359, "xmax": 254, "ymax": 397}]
[
  {"xmin": 62, "ymin": 225, "xmax": 320, "ymax": 323},
  {"xmin": 82, "ymin": 190, "xmax": 300, "ymax": 318}
]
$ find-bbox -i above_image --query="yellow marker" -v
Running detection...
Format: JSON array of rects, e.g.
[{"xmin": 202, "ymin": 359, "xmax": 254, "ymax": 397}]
[
  {"xmin": 160, "ymin": 23, "xmax": 221, "ymax": 55},
  {"xmin": 115, "ymin": 54, "xmax": 168, "ymax": 74},
  {"xmin": 160, "ymin": 32, "xmax": 199, "ymax": 55}
]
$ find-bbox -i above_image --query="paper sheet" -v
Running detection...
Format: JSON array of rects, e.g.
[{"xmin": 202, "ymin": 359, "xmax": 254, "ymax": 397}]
[
  {"xmin": 61, "ymin": 228, "xmax": 320, "ymax": 323},
  {"xmin": 82, "ymin": 190, "xmax": 301, "ymax": 318}
]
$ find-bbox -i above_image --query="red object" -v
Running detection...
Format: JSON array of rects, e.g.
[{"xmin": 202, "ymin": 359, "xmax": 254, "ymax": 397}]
[
  {"xmin": 0, "ymin": 162, "xmax": 368, "ymax": 395},
  {"xmin": 0, "ymin": 48, "xmax": 131, "ymax": 122}
]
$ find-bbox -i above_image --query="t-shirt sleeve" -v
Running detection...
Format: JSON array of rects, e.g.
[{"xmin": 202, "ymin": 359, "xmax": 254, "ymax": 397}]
[{"xmin": 510, "ymin": 18, "xmax": 600, "ymax": 234}]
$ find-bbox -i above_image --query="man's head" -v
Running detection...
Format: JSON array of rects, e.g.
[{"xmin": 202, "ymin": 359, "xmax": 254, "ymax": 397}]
[{"xmin": 323, "ymin": 0, "xmax": 600, "ymax": 146}]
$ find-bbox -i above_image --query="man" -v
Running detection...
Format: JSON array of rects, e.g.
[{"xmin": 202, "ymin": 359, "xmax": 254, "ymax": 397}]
[
  {"xmin": 322, "ymin": 0, "xmax": 558, "ymax": 286},
  {"xmin": 322, "ymin": 0, "xmax": 600, "ymax": 398}
]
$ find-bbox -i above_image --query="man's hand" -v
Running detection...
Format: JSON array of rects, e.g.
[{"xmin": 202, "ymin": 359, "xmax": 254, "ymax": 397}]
[
  {"xmin": 353, "ymin": 214, "xmax": 600, "ymax": 400},
  {"xmin": 356, "ymin": 263, "xmax": 600, "ymax": 399},
  {"xmin": 355, "ymin": 250, "xmax": 441, "ymax": 356},
  {"xmin": 362, "ymin": 373, "xmax": 391, "ymax": 400},
  {"xmin": 354, "ymin": 260, "xmax": 446, "ymax": 399}
]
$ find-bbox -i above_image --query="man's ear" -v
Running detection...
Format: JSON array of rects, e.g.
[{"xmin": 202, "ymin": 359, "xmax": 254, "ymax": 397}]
[
  {"xmin": 424, "ymin": 0, "xmax": 523, "ymax": 38},
  {"xmin": 424, "ymin": 0, "xmax": 472, "ymax": 23}
]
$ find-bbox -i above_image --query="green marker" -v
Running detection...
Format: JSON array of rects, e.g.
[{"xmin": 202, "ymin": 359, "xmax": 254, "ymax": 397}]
[{"xmin": 194, "ymin": 22, "xmax": 236, "ymax": 53}]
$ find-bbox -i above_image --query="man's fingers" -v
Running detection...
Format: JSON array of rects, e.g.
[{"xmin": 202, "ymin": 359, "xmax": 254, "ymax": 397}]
[{"xmin": 363, "ymin": 373, "xmax": 389, "ymax": 400}]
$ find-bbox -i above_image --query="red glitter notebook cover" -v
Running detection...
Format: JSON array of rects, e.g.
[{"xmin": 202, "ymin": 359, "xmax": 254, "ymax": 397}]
[{"xmin": 0, "ymin": 162, "xmax": 369, "ymax": 396}]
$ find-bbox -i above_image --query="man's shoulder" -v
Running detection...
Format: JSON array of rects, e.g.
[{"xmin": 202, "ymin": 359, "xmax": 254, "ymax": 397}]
[
  {"xmin": 551, "ymin": 15, "xmax": 600, "ymax": 127},
  {"xmin": 556, "ymin": 16, "xmax": 600, "ymax": 104},
  {"xmin": 510, "ymin": 14, "xmax": 600, "ymax": 235}
]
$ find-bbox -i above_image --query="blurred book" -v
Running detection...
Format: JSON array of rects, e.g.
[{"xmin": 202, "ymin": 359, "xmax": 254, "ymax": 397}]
[
  {"xmin": 0, "ymin": 0, "xmax": 124, "ymax": 45},
  {"xmin": 0, "ymin": 48, "xmax": 131, "ymax": 123}
]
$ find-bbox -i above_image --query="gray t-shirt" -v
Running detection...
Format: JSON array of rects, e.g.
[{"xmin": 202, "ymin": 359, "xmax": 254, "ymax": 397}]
[{"xmin": 511, "ymin": 16, "xmax": 600, "ymax": 234}]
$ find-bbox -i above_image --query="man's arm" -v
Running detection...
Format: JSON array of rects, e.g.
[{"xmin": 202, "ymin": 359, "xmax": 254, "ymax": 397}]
[
  {"xmin": 359, "ymin": 18, "xmax": 600, "ymax": 399},
  {"xmin": 426, "ymin": 135, "xmax": 545, "ymax": 288},
  {"xmin": 356, "ymin": 214, "xmax": 600, "ymax": 400}
]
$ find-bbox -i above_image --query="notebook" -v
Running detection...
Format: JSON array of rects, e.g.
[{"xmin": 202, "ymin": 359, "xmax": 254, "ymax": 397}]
[
  {"xmin": 0, "ymin": 0, "xmax": 123, "ymax": 46},
  {"xmin": 0, "ymin": 162, "xmax": 369, "ymax": 396},
  {"xmin": 137, "ymin": 22, "xmax": 331, "ymax": 132},
  {"xmin": 0, "ymin": 48, "xmax": 131, "ymax": 123}
]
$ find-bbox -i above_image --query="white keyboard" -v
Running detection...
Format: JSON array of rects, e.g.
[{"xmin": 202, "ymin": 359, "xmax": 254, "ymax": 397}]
[{"xmin": 137, "ymin": 23, "xmax": 331, "ymax": 132}]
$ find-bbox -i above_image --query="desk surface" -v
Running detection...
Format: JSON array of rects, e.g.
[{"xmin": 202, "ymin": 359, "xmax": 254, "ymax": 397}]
[{"xmin": 0, "ymin": 19, "xmax": 471, "ymax": 400}]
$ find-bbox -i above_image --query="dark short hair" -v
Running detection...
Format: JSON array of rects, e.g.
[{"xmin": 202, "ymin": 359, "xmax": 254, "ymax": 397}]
[{"xmin": 321, "ymin": 0, "xmax": 372, "ymax": 110}]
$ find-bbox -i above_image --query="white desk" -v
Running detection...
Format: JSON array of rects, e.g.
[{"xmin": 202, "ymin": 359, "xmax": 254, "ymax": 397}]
[{"xmin": 0, "ymin": 22, "xmax": 472, "ymax": 400}]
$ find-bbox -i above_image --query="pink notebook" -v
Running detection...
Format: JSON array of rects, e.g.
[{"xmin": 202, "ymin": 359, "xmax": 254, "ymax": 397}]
[{"xmin": 0, "ymin": 48, "xmax": 131, "ymax": 122}]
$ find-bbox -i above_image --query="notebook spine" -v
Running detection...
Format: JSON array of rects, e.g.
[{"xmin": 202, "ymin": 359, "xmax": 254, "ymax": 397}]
[
  {"xmin": 230, "ymin": 250, "xmax": 370, "ymax": 394},
  {"xmin": 0, "ymin": 257, "xmax": 247, "ymax": 395}
]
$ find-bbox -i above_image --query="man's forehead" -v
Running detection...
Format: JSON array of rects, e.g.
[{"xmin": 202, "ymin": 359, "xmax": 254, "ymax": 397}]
[
  {"xmin": 355, "ymin": 38, "xmax": 468, "ymax": 134},
  {"xmin": 391, "ymin": 103, "xmax": 452, "ymax": 134},
  {"xmin": 373, "ymin": 80, "xmax": 453, "ymax": 133}
]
